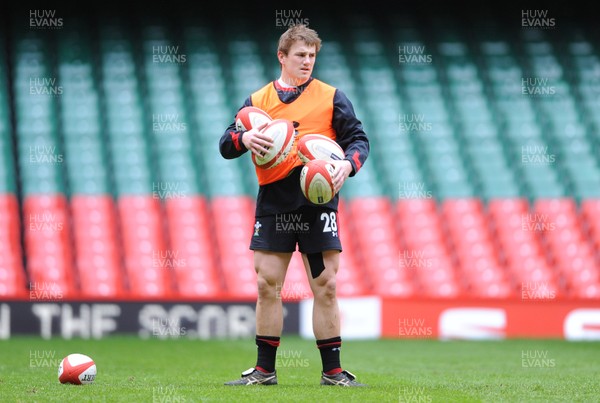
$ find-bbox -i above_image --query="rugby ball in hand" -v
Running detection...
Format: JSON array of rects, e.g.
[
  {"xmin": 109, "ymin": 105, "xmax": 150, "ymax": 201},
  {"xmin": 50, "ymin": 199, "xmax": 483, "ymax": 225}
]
[
  {"xmin": 58, "ymin": 353, "xmax": 96, "ymax": 385},
  {"xmin": 297, "ymin": 134, "xmax": 344, "ymax": 163},
  {"xmin": 252, "ymin": 119, "xmax": 295, "ymax": 169},
  {"xmin": 300, "ymin": 159, "xmax": 336, "ymax": 205},
  {"xmin": 235, "ymin": 106, "xmax": 272, "ymax": 132}
]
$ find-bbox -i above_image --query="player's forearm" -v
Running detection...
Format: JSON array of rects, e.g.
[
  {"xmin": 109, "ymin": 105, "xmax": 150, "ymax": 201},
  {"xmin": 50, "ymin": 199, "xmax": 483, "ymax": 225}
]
[
  {"xmin": 331, "ymin": 90, "xmax": 370, "ymax": 176},
  {"xmin": 221, "ymin": 98, "xmax": 254, "ymax": 159},
  {"xmin": 337, "ymin": 126, "xmax": 369, "ymax": 176},
  {"xmin": 219, "ymin": 126, "xmax": 248, "ymax": 159},
  {"xmin": 343, "ymin": 143, "xmax": 369, "ymax": 176}
]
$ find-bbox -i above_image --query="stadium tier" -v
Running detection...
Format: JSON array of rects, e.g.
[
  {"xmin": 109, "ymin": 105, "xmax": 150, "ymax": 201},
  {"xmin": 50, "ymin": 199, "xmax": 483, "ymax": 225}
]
[{"xmin": 1, "ymin": 13, "xmax": 599, "ymax": 300}]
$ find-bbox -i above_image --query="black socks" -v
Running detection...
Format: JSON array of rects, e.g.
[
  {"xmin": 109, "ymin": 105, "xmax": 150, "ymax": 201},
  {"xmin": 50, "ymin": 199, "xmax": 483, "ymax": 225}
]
[
  {"xmin": 255, "ymin": 335, "xmax": 280, "ymax": 373},
  {"xmin": 255, "ymin": 335, "xmax": 342, "ymax": 375},
  {"xmin": 317, "ymin": 336, "xmax": 342, "ymax": 374}
]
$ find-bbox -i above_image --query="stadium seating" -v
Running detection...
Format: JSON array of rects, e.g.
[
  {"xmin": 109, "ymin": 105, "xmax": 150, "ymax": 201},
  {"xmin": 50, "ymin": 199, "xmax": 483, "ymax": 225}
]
[
  {"xmin": 71, "ymin": 195, "xmax": 124, "ymax": 298},
  {"xmin": 0, "ymin": 195, "xmax": 25, "ymax": 297},
  {"xmin": 351, "ymin": 198, "xmax": 415, "ymax": 297},
  {"xmin": 118, "ymin": 196, "xmax": 174, "ymax": 297},
  {"xmin": 0, "ymin": 12, "xmax": 598, "ymax": 301},
  {"xmin": 397, "ymin": 199, "xmax": 461, "ymax": 298},
  {"xmin": 336, "ymin": 199, "xmax": 367, "ymax": 296},
  {"xmin": 23, "ymin": 195, "xmax": 76, "ymax": 298},
  {"xmin": 488, "ymin": 198, "xmax": 561, "ymax": 298},
  {"xmin": 533, "ymin": 199, "xmax": 600, "ymax": 298},
  {"xmin": 165, "ymin": 196, "xmax": 222, "ymax": 297},
  {"xmin": 582, "ymin": 200, "xmax": 600, "ymax": 251},
  {"xmin": 442, "ymin": 199, "xmax": 512, "ymax": 298},
  {"xmin": 211, "ymin": 196, "xmax": 257, "ymax": 297}
]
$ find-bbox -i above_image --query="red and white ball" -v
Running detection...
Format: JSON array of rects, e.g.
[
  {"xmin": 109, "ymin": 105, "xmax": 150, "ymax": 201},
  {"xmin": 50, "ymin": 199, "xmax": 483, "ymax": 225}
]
[
  {"xmin": 300, "ymin": 159, "xmax": 336, "ymax": 205},
  {"xmin": 297, "ymin": 134, "xmax": 344, "ymax": 163},
  {"xmin": 252, "ymin": 119, "xmax": 296, "ymax": 169},
  {"xmin": 235, "ymin": 106, "xmax": 272, "ymax": 132},
  {"xmin": 58, "ymin": 353, "xmax": 97, "ymax": 385}
]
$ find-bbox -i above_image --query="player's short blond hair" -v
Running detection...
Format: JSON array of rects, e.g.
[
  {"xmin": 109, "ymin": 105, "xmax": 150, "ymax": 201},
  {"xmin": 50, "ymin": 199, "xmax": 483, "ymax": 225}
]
[{"xmin": 277, "ymin": 24, "xmax": 322, "ymax": 55}]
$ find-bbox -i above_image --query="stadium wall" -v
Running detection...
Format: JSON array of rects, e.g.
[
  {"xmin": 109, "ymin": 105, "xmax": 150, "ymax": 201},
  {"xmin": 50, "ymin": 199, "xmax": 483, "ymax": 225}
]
[{"xmin": 2, "ymin": 298, "xmax": 599, "ymax": 340}]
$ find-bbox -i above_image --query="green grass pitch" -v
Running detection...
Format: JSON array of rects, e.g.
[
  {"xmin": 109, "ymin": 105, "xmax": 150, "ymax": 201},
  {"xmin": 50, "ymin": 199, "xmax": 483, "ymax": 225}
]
[{"xmin": 1, "ymin": 336, "xmax": 599, "ymax": 402}]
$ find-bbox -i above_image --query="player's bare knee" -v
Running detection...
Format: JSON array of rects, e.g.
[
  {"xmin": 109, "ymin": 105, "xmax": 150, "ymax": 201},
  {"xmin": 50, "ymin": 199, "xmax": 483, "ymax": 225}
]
[
  {"xmin": 256, "ymin": 274, "xmax": 279, "ymax": 299},
  {"xmin": 314, "ymin": 274, "xmax": 337, "ymax": 301}
]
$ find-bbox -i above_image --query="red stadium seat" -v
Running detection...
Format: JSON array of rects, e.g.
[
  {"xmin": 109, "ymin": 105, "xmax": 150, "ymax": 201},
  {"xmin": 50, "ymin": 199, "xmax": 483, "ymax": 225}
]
[
  {"xmin": 398, "ymin": 212, "xmax": 442, "ymax": 234},
  {"xmin": 71, "ymin": 195, "xmax": 125, "ymax": 298},
  {"xmin": 337, "ymin": 197, "xmax": 360, "ymax": 261},
  {"xmin": 164, "ymin": 196, "xmax": 222, "ymax": 297},
  {"xmin": 0, "ymin": 194, "xmax": 26, "ymax": 297},
  {"xmin": 582, "ymin": 199, "xmax": 600, "ymax": 251},
  {"xmin": 533, "ymin": 198, "xmax": 577, "ymax": 216},
  {"xmin": 441, "ymin": 198, "xmax": 484, "ymax": 218},
  {"xmin": 405, "ymin": 226, "xmax": 445, "ymax": 246},
  {"xmin": 117, "ymin": 196, "xmax": 174, "ymax": 298},
  {"xmin": 488, "ymin": 198, "xmax": 529, "ymax": 216},
  {"xmin": 442, "ymin": 199, "xmax": 511, "ymax": 298},
  {"xmin": 396, "ymin": 199, "xmax": 437, "ymax": 217},
  {"xmin": 337, "ymin": 248, "xmax": 367, "ymax": 296},
  {"xmin": 414, "ymin": 257, "xmax": 461, "ymax": 298},
  {"xmin": 510, "ymin": 255, "xmax": 559, "ymax": 292},
  {"xmin": 397, "ymin": 199, "xmax": 464, "ymax": 297},
  {"xmin": 486, "ymin": 198, "xmax": 564, "ymax": 297},
  {"xmin": 532, "ymin": 198, "xmax": 600, "ymax": 298},
  {"xmin": 23, "ymin": 195, "xmax": 77, "ymax": 299},
  {"xmin": 350, "ymin": 197, "xmax": 416, "ymax": 297},
  {"xmin": 488, "ymin": 200, "xmax": 530, "ymax": 242},
  {"xmin": 211, "ymin": 196, "xmax": 257, "ymax": 298}
]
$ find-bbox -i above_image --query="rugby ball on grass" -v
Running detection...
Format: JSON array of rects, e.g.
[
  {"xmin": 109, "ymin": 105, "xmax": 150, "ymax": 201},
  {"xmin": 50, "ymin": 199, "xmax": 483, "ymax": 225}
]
[
  {"xmin": 252, "ymin": 119, "xmax": 296, "ymax": 169},
  {"xmin": 297, "ymin": 134, "xmax": 344, "ymax": 163},
  {"xmin": 235, "ymin": 106, "xmax": 272, "ymax": 132},
  {"xmin": 58, "ymin": 353, "xmax": 96, "ymax": 385},
  {"xmin": 300, "ymin": 159, "xmax": 336, "ymax": 205}
]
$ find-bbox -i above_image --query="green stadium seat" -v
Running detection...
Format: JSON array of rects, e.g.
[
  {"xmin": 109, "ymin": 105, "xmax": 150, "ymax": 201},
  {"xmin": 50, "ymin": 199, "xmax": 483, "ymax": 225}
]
[
  {"xmin": 480, "ymin": 178, "xmax": 522, "ymax": 199},
  {"xmin": 0, "ymin": 147, "xmax": 17, "ymax": 193},
  {"xmin": 435, "ymin": 181, "xmax": 475, "ymax": 199}
]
